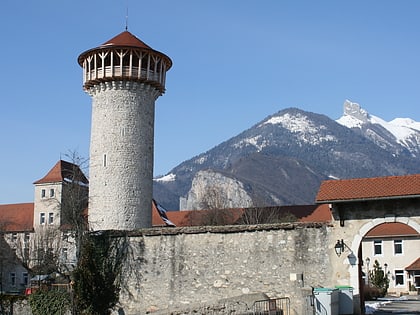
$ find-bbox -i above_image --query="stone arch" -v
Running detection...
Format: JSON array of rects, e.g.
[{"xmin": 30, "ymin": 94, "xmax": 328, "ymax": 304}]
[{"xmin": 347, "ymin": 217, "xmax": 420, "ymax": 299}]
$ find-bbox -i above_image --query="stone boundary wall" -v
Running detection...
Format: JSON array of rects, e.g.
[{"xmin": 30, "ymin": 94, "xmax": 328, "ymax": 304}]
[{"xmin": 116, "ymin": 222, "xmax": 334, "ymax": 315}]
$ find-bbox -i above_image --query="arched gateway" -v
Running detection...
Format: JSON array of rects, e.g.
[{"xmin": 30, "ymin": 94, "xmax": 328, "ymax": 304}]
[{"xmin": 316, "ymin": 174, "xmax": 420, "ymax": 314}]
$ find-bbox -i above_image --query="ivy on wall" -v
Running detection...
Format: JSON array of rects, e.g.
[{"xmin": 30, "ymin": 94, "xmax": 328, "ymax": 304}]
[
  {"xmin": 72, "ymin": 231, "xmax": 129, "ymax": 315},
  {"xmin": 29, "ymin": 290, "xmax": 70, "ymax": 315}
]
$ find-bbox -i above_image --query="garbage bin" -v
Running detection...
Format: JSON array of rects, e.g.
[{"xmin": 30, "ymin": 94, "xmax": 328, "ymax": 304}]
[
  {"xmin": 313, "ymin": 287, "xmax": 339, "ymax": 315},
  {"xmin": 335, "ymin": 286, "xmax": 354, "ymax": 315}
]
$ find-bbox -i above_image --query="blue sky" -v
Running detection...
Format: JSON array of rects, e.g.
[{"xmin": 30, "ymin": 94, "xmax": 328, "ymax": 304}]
[{"xmin": 1, "ymin": 0, "xmax": 420, "ymax": 204}]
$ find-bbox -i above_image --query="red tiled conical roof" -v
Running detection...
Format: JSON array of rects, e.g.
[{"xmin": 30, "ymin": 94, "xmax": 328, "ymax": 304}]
[
  {"xmin": 78, "ymin": 30, "xmax": 172, "ymax": 70},
  {"xmin": 100, "ymin": 31, "xmax": 152, "ymax": 49}
]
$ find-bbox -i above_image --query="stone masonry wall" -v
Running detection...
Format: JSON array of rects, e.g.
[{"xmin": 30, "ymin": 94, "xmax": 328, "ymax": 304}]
[
  {"xmin": 116, "ymin": 223, "xmax": 334, "ymax": 315},
  {"xmin": 88, "ymin": 81, "xmax": 161, "ymax": 230}
]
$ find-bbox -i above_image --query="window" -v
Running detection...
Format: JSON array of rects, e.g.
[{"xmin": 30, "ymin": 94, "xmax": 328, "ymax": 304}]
[
  {"xmin": 22, "ymin": 273, "xmax": 28, "ymax": 285},
  {"xmin": 48, "ymin": 213, "xmax": 54, "ymax": 224},
  {"xmin": 24, "ymin": 233, "xmax": 30, "ymax": 243},
  {"xmin": 24, "ymin": 247, "xmax": 29, "ymax": 260},
  {"xmin": 40, "ymin": 213, "xmax": 46, "ymax": 225},
  {"xmin": 103, "ymin": 154, "xmax": 107, "ymax": 167},
  {"xmin": 11, "ymin": 233, "xmax": 17, "ymax": 242},
  {"xmin": 62, "ymin": 232, "xmax": 69, "ymax": 242},
  {"xmin": 10, "ymin": 273, "xmax": 16, "ymax": 286},
  {"xmin": 374, "ymin": 240, "xmax": 382, "ymax": 255},
  {"xmin": 395, "ymin": 270, "xmax": 404, "ymax": 286},
  {"xmin": 41, "ymin": 189, "xmax": 46, "ymax": 198},
  {"xmin": 394, "ymin": 240, "xmax": 403, "ymax": 255},
  {"xmin": 50, "ymin": 189, "xmax": 55, "ymax": 197},
  {"xmin": 62, "ymin": 248, "xmax": 68, "ymax": 261}
]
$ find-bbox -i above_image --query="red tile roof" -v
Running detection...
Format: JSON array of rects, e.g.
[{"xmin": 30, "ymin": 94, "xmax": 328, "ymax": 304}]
[
  {"xmin": 364, "ymin": 222, "xmax": 419, "ymax": 238},
  {"xmin": 101, "ymin": 31, "xmax": 152, "ymax": 49},
  {"xmin": 78, "ymin": 31, "xmax": 172, "ymax": 70},
  {"xmin": 152, "ymin": 204, "xmax": 332, "ymax": 227},
  {"xmin": 406, "ymin": 257, "xmax": 420, "ymax": 271},
  {"xmin": 0, "ymin": 203, "xmax": 34, "ymax": 232},
  {"xmin": 316, "ymin": 174, "xmax": 420, "ymax": 203},
  {"xmin": 34, "ymin": 160, "xmax": 88, "ymax": 185}
]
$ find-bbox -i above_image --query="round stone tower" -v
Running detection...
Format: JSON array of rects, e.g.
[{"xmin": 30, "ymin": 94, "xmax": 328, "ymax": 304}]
[{"xmin": 78, "ymin": 30, "xmax": 172, "ymax": 230}]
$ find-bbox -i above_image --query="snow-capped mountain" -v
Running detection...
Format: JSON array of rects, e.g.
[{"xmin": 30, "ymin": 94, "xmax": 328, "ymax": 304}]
[
  {"xmin": 154, "ymin": 101, "xmax": 420, "ymax": 210},
  {"xmin": 337, "ymin": 100, "xmax": 420, "ymax": 156}
]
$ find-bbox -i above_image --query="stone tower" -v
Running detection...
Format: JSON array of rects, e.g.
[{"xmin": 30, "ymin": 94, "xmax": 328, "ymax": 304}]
[{"xmin": 78, "ymin": 31, "xmax": 172, "ymax": 230}]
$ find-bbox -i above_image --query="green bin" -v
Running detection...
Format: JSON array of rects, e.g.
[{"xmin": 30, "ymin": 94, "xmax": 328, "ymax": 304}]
[
  {"xmin": 335, "ymin": 286, "xmax": 354, "ymax": 315},
  {"xmin": 313, "ymin": 287, "xmax": 339, "ymax": 315}
]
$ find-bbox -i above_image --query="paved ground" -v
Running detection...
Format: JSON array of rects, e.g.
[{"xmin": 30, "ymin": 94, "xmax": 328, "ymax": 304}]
[{"xmin": 369, "ymin": 296, "xmax": 420, "ymax": 314}]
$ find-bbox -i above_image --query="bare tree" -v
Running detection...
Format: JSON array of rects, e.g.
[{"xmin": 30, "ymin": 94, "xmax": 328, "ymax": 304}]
[
  {"xmin": 193, "ymin": 186, "xmax": 236, "ymax": 226},
  {"xmin": 60, "ymin": 151, "xmax": 89, "ymax": 263},
  {"xmin": 16, "ymin": 226, "xmax": 62, "ymax": 275},
  {"xmin": 199, "ymin": 185, "xmax": 230, "ymax": 210},
  {"xmin": 237, "ymin": 206, "xmax": 297, "ymax": 225},
  {"xmin": 15, "ymin": 151, "xmax": 89, "ymax": 278}
]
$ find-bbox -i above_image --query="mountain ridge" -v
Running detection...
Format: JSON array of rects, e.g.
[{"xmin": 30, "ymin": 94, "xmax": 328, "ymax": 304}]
[{"xmin": 153, "ymin": 101, "xmax": 420, "ymax": 210}]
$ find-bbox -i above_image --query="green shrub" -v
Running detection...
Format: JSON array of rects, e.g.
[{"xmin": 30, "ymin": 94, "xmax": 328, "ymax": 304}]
[{"xmin": 29, "ymin": 290, "xmax": 70, "ymax": 315}]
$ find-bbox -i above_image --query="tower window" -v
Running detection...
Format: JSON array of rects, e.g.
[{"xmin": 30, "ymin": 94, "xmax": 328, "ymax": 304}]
[
  {"xmin": 103, "ymin": 154, "xmax": 107, "ymax": 167},
  {"xmin": 62, "ymin": 248, "xmax": 68, "ymax": 261},
  {"xmin": 50, "ymin": 189, "xmax": 55, "ymax": 197},
  {"xmin": 40, "ymin": 213, "xmax": 46, "ymax": 225},
  {"xmin": 41, "ymin": 189, "xmax": 46, "ymax": 198}
]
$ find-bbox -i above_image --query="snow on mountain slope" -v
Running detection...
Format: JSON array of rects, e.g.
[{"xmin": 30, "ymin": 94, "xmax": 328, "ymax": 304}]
[
  {"xmin": 337, "ymin": 100, "xmax": 420, "ymax": 155},
  {"xmin": 261, "ymin": 111, "xmax": 336, "ymax": 144}
]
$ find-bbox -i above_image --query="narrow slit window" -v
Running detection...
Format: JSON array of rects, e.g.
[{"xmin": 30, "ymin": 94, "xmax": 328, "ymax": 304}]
[{"xmin": 103, "ymin": 154, "xmax": 107, "ymax": 167}]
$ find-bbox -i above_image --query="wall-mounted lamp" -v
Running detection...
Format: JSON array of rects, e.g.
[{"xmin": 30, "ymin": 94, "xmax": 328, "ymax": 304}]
[
  {"xmin": 334, "ymin": 239, "xmax": 345, "ymax": 257},
  {"xmin": 366, "ymin": 257, "xmax": 371, "ymax": 286}
]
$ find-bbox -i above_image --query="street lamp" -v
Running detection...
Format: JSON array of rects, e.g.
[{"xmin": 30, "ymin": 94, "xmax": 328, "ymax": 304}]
[
  {"xmin": 366, "ymin": 257, "xmax": 371, "ymax": 286},
  {"xmin": 334, "ymin": 239, "xmax": 345, "ymax": 257},
  {"xmin": 384, "ymin": 263, "xmax": 389, "ymax": 279}
]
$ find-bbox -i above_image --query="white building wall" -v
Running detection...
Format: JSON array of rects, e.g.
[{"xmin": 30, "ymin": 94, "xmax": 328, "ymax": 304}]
[
  {"xmin": 33, "ymin": 182, "xmax": 62, "ymax": 229},
  {"xmin": 362, "ymin": 236, "xmax": 420, "ymax": 295},
  {"xmin": 87, "ymin": 81, "xmax": 160, "ymax": 230}
]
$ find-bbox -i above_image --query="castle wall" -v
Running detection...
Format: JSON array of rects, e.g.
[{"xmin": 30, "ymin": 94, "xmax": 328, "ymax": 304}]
[{"xmin": 117, "ymin": 223, "xmax": 335, "ymax": 315}]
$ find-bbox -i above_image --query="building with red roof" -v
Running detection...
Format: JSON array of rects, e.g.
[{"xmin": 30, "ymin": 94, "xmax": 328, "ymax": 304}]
[{"xmin": 316, "ymin": 174, "xmax": 420, "ymax": 296}]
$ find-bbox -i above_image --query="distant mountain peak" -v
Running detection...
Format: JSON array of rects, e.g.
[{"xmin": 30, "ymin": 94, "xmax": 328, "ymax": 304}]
[
  {"xmin": 260, "ymin": 108, "xmax": 335, "ymax": 145},
  {"xmin": 337, "ymin": 100, "xmax": 420, "ymax": 155},
  {"xmin": 343, "ymin": 99, "xmax": 370, "ymax": 122}
]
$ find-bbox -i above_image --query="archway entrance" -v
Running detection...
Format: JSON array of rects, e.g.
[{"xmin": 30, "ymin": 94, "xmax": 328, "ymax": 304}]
[{"xmin": 352, "ymin": 219, "xmax": 420, "ymax": 313}]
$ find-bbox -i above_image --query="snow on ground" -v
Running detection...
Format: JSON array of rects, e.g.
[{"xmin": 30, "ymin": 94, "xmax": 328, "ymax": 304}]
[
  {"xmin": 365, "ymin": 301, "xmax": 390, "ymax": 314},
  {"xmin": 365, "ymin": 296, "xmax": 409, "ymax": 314}
]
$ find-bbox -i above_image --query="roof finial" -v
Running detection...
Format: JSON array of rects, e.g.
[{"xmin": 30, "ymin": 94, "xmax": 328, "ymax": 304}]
[{"xmin": 125, "ymin": 6, "xmax": 129, "ymax": 31}]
